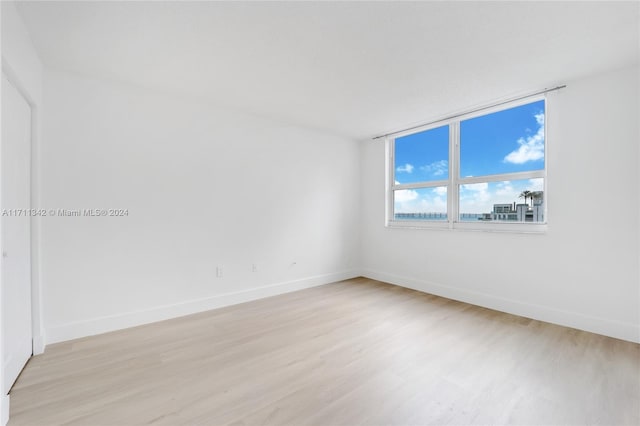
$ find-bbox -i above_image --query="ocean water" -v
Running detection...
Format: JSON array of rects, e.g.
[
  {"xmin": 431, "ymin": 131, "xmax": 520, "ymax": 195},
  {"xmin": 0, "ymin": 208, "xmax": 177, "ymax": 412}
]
[{"xmin": 394, "ymin": 213, "xmax": 484, "ymax": 221}]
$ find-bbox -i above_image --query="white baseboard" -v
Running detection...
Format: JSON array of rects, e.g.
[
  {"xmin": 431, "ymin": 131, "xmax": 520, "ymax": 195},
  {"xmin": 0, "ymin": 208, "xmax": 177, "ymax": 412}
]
[
  {"xmin": 32, "ymin": 335, "xmax": 45, "ymax": 355},
  {"xmin": 362, "ymin": 269, "xmax": 640, "ymax": 344},
  {"xmin": 1, "ymin": 393, "xmax": 9, "ymax": 426},
  {"xmin": 45, "ymin": 270, "xmax": 360, "ymax": 345}
]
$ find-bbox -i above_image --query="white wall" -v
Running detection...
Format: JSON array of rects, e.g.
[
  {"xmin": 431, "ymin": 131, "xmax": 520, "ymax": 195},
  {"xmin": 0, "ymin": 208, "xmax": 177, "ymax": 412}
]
[
  {"xmin": 1, "ymin": 2, "xmax": 44, "ymax": 424},
  {"xmin": 41, "ymin": 69, "xmax": 360, "ymax": 344},
  {"xmin": 1, "ymin": 2, "xmax": 42, "ymax": 101},
  {"xmin": 361, "ymin": 65, "xmax": 640, "ymax": 343}
]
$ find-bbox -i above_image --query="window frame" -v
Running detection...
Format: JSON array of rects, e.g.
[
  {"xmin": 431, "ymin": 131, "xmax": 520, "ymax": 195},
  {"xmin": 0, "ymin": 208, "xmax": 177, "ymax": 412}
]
[{"xmin": 386, "ymin": 95, "xmax": 547, "ymax": 233}]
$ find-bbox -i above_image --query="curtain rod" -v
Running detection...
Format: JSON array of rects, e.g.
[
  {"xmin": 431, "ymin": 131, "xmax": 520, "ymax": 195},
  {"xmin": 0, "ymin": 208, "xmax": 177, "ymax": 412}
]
[{"xmin": 371, "ymin": 85, "xmax": 566, "ymax": 140}]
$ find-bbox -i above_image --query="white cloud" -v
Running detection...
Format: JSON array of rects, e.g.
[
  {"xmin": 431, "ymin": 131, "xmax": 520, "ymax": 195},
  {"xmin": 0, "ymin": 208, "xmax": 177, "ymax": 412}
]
[
  {"xmin": 420, "ymin": 160, "xmax": 448, "ymax": 177},
  {"xmin": 462, "ymin": 182, "xmax": 488, "ymax": 192},
  {"xmin": 495, "ymin": 181, "xmax": 514, "ymax": 196},
  {"xmin": 394, "ymin": 189, "xmax": 418, "ymax": 203},
  {"xmin": 394, "ymin": 188, "xmax": 447, "ymax": 214},
  {"xmin": 434, "ymin": 186, "xmax": 447, "ymax": 196},
  {"xmin": 396, "ymin": 163, "xmax": 414, "ymax": 174},
  {"xmin": 423, "ymin": 195, "xmax": 447, "ymax": 212},
  {"xmin": 460, "ymin": 182, "xmax": 491, "ymax": 211},
  {"xmin": 504, "ymin": 112, "xmax": 545, "ymax": 164},
  {"xmin": 528, "ymin": 178, "xmax": 544, "ymax": 191}
]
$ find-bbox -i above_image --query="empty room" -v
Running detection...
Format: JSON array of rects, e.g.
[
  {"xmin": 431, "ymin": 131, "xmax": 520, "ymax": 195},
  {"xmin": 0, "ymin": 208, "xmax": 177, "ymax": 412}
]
[{"xmin": 1, "ymin": 1, "xmax": 639, "ymax": 425}]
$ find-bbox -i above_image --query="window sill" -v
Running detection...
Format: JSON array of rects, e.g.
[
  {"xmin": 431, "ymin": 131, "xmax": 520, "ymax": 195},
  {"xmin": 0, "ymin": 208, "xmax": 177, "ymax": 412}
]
[{"xmin": 387, "ymin": 220, "xmax": 547, "ymax": 234}]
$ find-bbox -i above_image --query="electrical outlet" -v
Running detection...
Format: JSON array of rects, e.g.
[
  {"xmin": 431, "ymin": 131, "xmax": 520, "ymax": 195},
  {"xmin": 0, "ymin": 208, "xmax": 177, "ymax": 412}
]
[
  {"xmin": 252, "ymin": 263, "xmax": 258, "ymax": 272},
  {"xmin": 216, "ymin": 266, "xmax": 223, "ymax": 278}
]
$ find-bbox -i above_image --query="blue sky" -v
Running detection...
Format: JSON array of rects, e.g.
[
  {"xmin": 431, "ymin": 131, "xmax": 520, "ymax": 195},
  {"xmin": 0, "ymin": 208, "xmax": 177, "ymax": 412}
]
[
  {"xmin": 394, "ymin": 100, "xmax": 545, "ymax": 215},
  {"xmin": 394, "ymin": 124, "xmax": 449, "ymax": 184},
  {"xmin": 460, "ymin": 100, "xmax": 545, "ymax": 177}
]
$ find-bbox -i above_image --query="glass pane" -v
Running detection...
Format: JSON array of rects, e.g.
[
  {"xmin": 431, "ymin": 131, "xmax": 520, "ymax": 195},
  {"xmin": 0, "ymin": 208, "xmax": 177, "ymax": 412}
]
[
  {"xmin": 459, "ymin": 178, "xmax": 544, "ymax": 223},
  {"xmin": 460, "ymin": 100, "xmax": 545, "ymax": 178},
  {"xmin": 394, "ymin": 187, "xmax": 447, "ymax": 221},
  {"xmin": 394, "ymin": 125, "xmax": 449, "ymax": 184}
]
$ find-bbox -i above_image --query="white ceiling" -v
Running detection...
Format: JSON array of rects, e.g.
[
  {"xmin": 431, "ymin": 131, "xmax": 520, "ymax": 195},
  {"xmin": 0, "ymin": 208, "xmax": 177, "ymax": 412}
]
[{"xmin": 15, "ymin": 1, "xmax": 640, "ymax": 140}]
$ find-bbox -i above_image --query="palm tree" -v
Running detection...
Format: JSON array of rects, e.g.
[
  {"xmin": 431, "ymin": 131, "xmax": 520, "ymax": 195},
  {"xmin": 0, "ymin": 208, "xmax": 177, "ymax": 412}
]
[
  {"xmin": 519, "ymin": 190, "xmax": 532, "ymax": 207},
  {"xmin": 530, "ymin": 191, "xmax": 543, "ymax": 205}
]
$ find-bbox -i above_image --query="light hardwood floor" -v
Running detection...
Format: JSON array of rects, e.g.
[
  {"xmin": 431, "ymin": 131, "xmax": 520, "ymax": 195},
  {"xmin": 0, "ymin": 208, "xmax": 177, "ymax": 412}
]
[{"xmin": 8, "ymin": 278, "xmax": 640, "ymax": 425}]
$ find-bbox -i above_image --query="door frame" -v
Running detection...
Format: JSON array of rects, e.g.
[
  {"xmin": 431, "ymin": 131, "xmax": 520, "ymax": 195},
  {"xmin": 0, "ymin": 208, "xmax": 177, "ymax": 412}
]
[{"xmin": 1, "ymin": 58, "xmax": 44, "ymax": 408}]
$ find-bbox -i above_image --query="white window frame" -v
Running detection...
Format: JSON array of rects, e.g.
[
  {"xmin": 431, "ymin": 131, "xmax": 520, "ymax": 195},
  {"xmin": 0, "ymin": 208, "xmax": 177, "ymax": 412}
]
[{"xmin": 386, "ymin": 95, "xmax": 548, "ymax": 233}]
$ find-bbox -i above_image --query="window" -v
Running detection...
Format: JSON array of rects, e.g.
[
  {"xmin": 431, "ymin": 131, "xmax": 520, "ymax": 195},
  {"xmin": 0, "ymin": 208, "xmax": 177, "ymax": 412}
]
[
  {"xmin": 388, "ymin": 97, "xmax": 546, "ymax": 232},
  {"xmin": 392, "ymin": 125, "xmax": 449, "ymax": 222}
]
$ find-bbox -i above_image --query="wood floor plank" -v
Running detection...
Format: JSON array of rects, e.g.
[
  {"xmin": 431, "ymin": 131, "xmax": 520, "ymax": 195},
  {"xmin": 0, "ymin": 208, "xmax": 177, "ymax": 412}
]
[{"xmin": 8, "ymin": 278, "xmax": 640, "ymax": 425}]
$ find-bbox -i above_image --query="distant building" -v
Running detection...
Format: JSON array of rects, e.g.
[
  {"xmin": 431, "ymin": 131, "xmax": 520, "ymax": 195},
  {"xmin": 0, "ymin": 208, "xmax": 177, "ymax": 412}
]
[
  {"xmin": 485, "ymin": 197, "xmax": 544, "ymax": 222},
  {"xmin": 516, "ymin": 204, "xmax": 528, "ymax": 221},
  {"xmin": 532, "ymin": 197, "xmax": 544, "ymax": 222},
  {"xmin": 492, "ymin": 204, "xmax": 518, "ymax": 221}
]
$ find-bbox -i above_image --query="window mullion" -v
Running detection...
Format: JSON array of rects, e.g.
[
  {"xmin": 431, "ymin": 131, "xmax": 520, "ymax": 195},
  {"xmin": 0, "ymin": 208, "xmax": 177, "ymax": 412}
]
[
  {"xmin": 386, "ymin": 137, "xmax": 394, "ymax": 224},
  {"xmin": 458, "ymin": 170, "xmax": 545, "ymax": 185},
  {"xmin": 449, "ymin": 122, "xmax": 460, "ymax": 227},
  {"xmin": 392, "ymin": 180, "xmax": 449, "ymax": 190}
]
